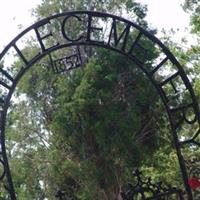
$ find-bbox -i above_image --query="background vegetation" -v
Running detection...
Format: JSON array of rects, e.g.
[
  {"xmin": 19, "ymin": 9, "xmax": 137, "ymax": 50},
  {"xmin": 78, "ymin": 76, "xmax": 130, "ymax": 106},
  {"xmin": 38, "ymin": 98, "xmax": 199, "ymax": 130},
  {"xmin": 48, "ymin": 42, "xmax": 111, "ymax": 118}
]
[{"xmin": 1, "ymin": 0, "xmax": 200, "ymax": 199}]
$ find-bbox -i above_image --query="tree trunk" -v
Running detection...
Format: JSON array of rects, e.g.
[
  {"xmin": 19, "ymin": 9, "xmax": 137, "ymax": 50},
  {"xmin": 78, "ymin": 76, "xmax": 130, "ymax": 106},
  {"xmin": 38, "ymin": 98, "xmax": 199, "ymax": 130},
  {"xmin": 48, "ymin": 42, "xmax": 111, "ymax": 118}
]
[
  {"xmin": 102, "ymin": 185, "xmax": 123, "ymax": 200},
  {"xmin": 105, "ymin": 192, "xmax": 123, "ymax": 200}
]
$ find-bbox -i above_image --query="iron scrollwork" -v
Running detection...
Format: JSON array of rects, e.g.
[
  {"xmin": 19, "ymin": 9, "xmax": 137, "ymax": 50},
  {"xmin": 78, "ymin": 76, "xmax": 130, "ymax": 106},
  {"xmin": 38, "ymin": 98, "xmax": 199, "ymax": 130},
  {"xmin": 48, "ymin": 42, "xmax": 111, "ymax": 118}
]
[
  {"xmin": 55, "ymin": 170, "xmax": 184, "ymax": 200},
  {"xmin": 121, "ymin": 169, "xmax": 184, "ymax": 200}
]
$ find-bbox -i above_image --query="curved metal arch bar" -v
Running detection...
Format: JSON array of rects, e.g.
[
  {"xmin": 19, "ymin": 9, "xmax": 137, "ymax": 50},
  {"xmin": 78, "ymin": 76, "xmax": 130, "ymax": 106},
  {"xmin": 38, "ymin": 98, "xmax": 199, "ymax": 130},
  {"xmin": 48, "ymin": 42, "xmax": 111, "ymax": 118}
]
[{"xmin": 0, "ymin": 11, "xmax": 199, "ymax": 200}]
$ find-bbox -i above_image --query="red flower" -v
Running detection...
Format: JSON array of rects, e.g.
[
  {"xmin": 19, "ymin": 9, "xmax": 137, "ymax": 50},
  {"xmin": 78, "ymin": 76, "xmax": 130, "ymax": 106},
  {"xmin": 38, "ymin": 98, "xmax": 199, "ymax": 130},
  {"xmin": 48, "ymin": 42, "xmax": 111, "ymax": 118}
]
[{"xmin": 188, "ymin": 177, "xmax": 200, "ymax": 190}]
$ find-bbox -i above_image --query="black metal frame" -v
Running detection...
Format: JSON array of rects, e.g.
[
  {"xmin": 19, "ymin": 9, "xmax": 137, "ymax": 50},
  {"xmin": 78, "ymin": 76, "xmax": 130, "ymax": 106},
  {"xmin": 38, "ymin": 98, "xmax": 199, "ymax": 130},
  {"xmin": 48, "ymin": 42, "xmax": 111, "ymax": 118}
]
[{"xmin": 0, "ymin": 11, "xmax": 199, "ymax": 199}]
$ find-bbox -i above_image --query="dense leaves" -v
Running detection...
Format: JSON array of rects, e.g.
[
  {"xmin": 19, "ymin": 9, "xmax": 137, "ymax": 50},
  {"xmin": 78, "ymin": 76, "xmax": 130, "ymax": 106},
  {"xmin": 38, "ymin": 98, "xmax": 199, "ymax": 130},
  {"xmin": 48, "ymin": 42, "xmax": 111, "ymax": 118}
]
[
  {"xmin": 3, "ymin": 0, "xmax": 192, "ymax": 199},
  {"xmin": 10, "ymin": 47, "xmax": 167, "ymax": 199}
]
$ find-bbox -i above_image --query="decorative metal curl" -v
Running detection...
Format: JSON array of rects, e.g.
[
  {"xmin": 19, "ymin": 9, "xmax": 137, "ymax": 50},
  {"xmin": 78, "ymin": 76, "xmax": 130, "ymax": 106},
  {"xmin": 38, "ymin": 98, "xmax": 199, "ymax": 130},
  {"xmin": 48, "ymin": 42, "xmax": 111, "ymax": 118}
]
[{"xmin": 121, "ymin": 169, "xmax": 184, "ymax": 200}]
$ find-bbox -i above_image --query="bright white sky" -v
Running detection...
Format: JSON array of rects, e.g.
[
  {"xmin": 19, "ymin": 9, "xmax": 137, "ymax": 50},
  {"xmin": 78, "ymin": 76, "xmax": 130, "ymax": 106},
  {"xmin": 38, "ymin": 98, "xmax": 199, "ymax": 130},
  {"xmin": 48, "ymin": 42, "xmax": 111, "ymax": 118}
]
[
  {"xmin": 0, "ymin": 0, "xmax": 41, "ymax": 52},
  {"xmin": 139, "ymin": 0, "xmax": 189, "ymax": 29},
  {"xmin": 0, "ymin": 0, "xmax": 191, "ymax": 52}
]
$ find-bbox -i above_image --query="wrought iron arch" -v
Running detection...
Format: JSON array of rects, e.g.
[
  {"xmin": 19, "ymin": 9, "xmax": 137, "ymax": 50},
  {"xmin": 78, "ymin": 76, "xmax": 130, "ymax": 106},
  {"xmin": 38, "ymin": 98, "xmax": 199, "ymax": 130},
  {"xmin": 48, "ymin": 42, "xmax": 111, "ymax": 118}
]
[{"xmin": 0, "ymin": 11, "xmax": 199, "ymax": 199}]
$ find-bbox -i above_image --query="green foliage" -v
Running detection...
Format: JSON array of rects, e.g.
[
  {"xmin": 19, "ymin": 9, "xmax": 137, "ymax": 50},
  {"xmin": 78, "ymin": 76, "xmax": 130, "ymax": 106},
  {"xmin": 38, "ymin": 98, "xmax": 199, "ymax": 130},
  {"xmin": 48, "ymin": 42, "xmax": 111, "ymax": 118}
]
[
  {"xmin": 3, "ymin": 0, "xmax": 189, "ymax": 199},
  {"xmin": 33, "ymin": 0, "xmax": 148, "ymax": 26},
  {"xmin": 10, "ymin": 47, "xmax": 164, "ymax": 199},
  {"xmin": 183, "ymin": 0, "xmax": 200, "ymax": 34}
]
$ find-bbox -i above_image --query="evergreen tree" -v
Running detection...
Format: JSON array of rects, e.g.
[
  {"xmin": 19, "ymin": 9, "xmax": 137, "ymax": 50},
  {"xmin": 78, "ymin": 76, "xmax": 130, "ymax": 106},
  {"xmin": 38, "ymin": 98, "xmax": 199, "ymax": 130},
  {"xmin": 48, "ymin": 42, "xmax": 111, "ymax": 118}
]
[{"xmin": 4, "ymin": 1, "xmax": 184, "ymax": 199}]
